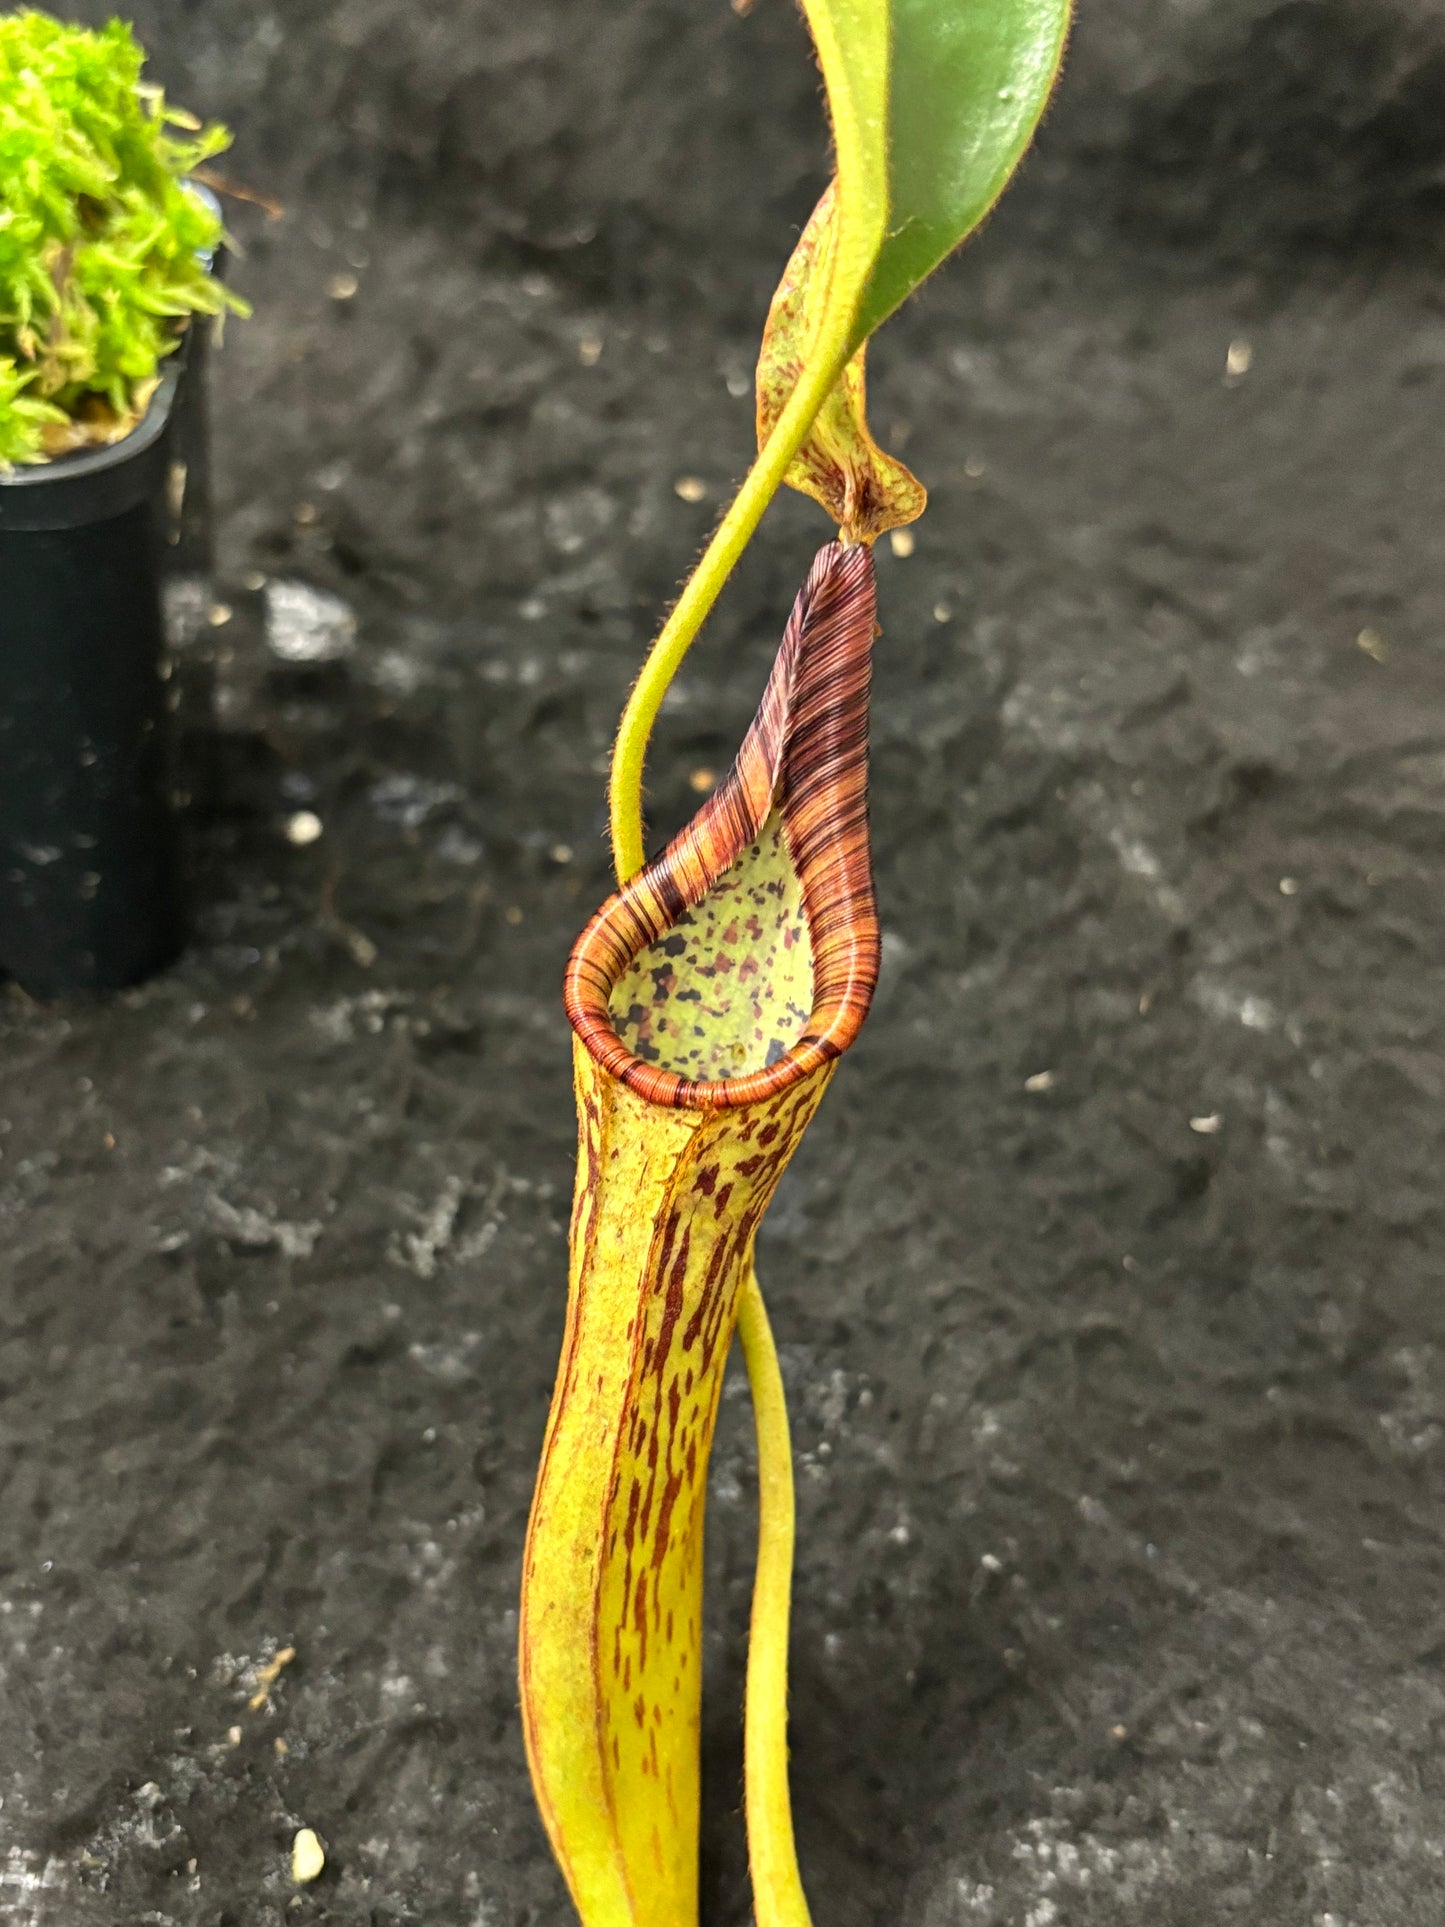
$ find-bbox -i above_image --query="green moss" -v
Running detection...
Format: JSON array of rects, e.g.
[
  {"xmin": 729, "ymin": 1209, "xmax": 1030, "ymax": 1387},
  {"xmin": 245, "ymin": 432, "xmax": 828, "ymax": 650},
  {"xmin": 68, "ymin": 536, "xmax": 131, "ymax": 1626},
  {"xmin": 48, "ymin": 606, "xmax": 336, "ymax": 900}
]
[{"xmin": 0, "ymin": 10, "xmax": 247, "ymax": 465}]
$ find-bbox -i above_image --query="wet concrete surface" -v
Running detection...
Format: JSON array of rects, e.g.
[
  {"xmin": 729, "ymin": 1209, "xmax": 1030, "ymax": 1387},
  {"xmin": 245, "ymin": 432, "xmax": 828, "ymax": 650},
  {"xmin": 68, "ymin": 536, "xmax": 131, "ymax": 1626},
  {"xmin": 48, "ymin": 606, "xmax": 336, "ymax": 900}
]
[{"xmin": 3, "ymin": 1, "xmax": 1444, "ymax": 1921}]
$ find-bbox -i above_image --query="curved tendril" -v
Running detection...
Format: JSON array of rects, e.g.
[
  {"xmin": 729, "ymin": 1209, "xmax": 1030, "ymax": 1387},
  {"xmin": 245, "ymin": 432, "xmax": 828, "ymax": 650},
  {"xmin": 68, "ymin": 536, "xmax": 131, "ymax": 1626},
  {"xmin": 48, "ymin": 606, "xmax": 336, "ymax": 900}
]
[
  {"xmin": 737, "ymin": 1268, "xmax": 814, "ymax": 1927},
  {"xmin": 607, "ymin": 320, "xmax": 860, "ymax": 884}
]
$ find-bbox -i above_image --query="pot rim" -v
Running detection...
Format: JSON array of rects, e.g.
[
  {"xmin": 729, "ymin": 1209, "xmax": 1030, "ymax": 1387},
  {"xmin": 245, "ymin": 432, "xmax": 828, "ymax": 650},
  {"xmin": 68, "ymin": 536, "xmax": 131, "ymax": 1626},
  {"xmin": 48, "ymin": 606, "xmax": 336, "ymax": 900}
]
[{"xmin": 0, "ymin": 360, "xmax": 183, "ymax": 493}]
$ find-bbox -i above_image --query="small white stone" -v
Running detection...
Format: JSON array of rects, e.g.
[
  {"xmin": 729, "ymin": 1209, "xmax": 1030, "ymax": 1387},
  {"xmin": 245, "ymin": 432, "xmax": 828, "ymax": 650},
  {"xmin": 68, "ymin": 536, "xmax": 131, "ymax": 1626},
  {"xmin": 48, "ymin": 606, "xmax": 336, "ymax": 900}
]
[
  {"xmin": 1189, "ymin": 1113, "xmax": 1223, "ymax": 1135},
  {"xmin": 291, "ymin": 1828, "xmax": 326, "ymax": 1884},
  {"xmin": 284, "ymin": 812, "xmax": 323, "ymax": 847},
  {"xmin": 264, "ymin": 580, "xmax": 357, "ymax": 663}
]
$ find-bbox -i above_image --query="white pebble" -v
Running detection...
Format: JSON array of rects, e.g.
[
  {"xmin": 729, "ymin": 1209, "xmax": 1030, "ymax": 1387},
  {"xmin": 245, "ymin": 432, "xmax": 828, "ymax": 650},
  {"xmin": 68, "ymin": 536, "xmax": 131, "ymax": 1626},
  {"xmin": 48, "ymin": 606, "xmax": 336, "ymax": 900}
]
[
  {"xmin": 284, "ymin": 812, "xmax": 324, "ymax": 846},
  {"xmin": 292, "ymin": 1827, "xmax": 326, "ymax": 1884}
]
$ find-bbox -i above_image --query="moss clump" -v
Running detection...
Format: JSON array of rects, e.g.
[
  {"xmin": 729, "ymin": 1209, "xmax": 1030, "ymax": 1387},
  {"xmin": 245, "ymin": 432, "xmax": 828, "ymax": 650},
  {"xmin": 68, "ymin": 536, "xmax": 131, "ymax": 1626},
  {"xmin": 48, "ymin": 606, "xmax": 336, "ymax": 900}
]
[{"xmin": 0, "ymin": 10, "xmax": 247, "ymax": 465}]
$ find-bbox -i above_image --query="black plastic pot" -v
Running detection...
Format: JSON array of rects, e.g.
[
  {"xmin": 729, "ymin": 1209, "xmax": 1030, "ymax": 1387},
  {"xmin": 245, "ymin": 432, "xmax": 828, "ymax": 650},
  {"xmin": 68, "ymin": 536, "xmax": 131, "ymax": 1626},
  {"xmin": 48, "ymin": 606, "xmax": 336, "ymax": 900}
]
[{"xmin": 0, "ymin": 337, "xmax": 205, "ymax": 998}]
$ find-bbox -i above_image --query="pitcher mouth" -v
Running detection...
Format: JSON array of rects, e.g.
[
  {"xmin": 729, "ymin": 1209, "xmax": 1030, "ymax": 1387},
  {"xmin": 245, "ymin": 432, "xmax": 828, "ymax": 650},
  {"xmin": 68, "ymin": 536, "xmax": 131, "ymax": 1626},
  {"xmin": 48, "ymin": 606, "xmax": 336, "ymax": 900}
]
[{"xmin": 564, "ymin": 541, "xmax": 881, "ymax": 1111}]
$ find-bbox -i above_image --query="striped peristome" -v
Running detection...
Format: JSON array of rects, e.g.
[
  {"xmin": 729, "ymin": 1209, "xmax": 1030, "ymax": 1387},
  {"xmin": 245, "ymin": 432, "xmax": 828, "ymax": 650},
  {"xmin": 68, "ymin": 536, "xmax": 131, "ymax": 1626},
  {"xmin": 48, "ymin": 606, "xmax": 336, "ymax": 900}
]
[{"xmin": 565, "ymin": 538, "xmax": 880, "ymax": 1108}]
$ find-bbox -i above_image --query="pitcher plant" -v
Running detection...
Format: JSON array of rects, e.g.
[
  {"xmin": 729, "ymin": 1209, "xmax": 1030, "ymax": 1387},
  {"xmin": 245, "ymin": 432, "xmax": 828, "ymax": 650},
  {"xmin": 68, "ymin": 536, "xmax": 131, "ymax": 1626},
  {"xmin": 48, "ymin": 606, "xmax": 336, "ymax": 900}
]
[{"xmin": 519, "ymin": 1, "xmax": 1071, "ymax": 1920}]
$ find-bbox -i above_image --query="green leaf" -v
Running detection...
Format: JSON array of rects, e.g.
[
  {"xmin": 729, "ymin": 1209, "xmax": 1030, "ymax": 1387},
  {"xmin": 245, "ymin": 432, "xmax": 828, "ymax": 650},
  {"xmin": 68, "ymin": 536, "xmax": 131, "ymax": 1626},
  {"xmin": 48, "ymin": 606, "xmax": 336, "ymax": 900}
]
[
  {"xmin": 754, "ymin": 0, "xmax": 1068, "ymax": 538},
  {"xmin": 852, "ymin": 0, "xmax": 1071, "ymax": 348},
  {"xmin": 795, "ymin": 0, "xmax": 890, "ymax": 336}
]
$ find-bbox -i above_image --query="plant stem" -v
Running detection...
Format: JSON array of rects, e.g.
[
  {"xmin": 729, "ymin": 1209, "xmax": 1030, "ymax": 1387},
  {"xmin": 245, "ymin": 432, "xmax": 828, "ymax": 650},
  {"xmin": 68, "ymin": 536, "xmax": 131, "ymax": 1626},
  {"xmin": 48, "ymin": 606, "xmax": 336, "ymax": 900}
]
[
  {"xmin": 736, "ymin": 1269, "xmax": 813, "ymax": 1927},
  {"xmin": 607, "ymin": 338, "xmax": 852, "ymax": 882}
]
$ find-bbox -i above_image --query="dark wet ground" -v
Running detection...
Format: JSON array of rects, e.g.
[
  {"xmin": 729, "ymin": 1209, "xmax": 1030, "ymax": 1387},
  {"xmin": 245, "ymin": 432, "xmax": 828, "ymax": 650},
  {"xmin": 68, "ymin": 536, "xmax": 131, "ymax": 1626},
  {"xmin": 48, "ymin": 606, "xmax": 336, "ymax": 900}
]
[{"xmin": 4, "ymin": 1, "xmax": 1445, "ymax": 1921}]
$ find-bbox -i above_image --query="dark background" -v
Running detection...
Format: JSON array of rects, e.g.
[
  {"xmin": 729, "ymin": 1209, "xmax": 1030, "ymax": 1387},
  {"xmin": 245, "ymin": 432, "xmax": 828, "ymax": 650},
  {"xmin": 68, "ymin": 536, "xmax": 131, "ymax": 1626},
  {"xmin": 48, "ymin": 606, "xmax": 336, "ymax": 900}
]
[{"xmin": 4, "ymin": 0, "xmax": 1445, "ymax": 1921}]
